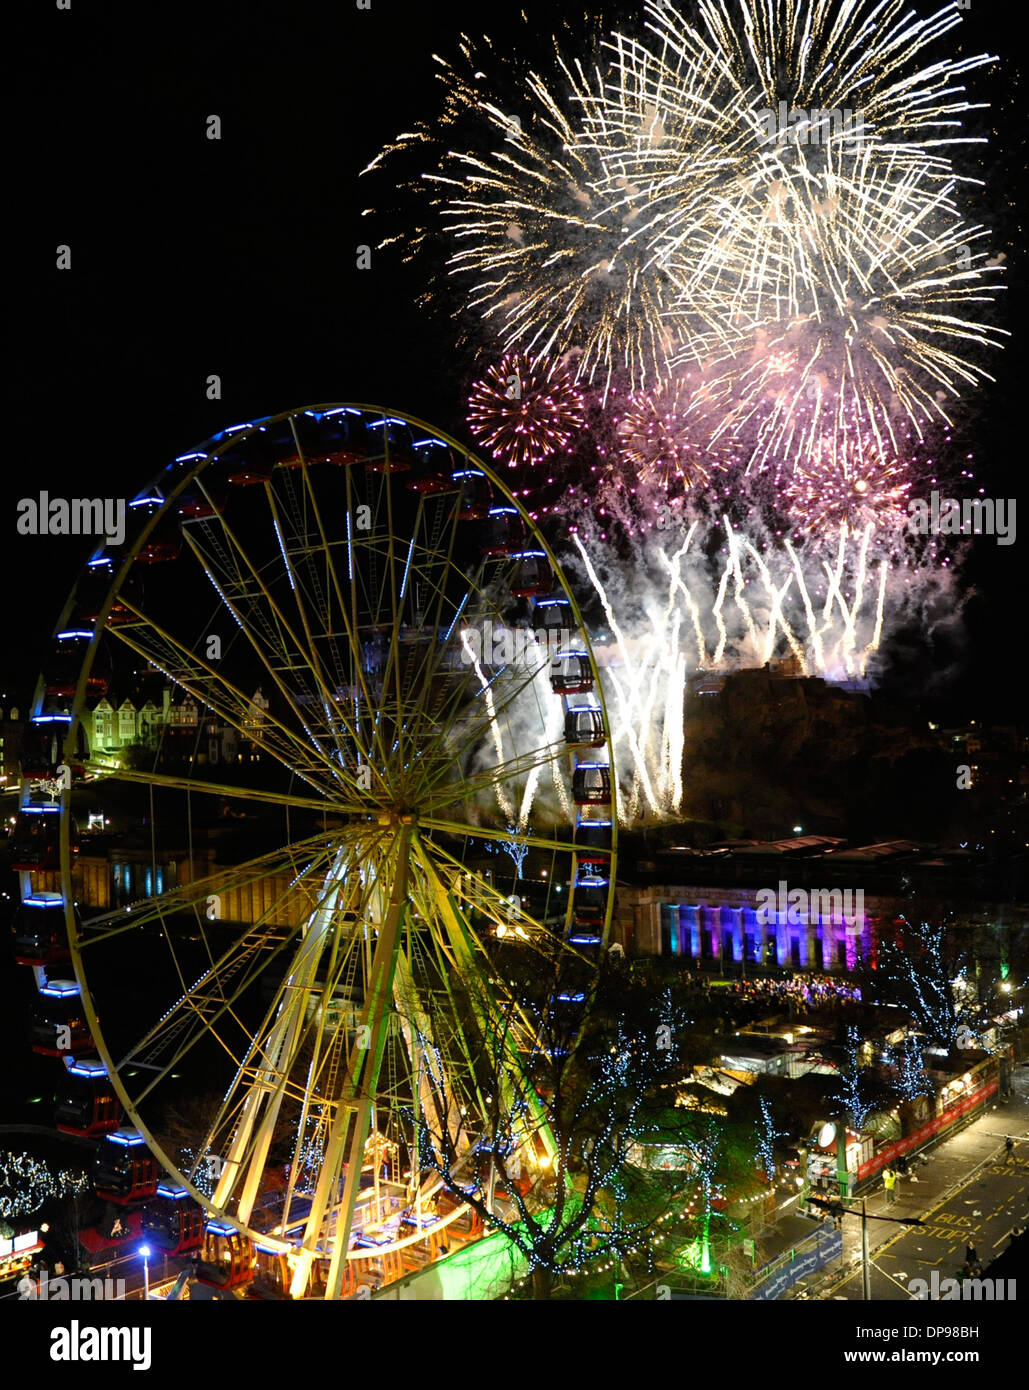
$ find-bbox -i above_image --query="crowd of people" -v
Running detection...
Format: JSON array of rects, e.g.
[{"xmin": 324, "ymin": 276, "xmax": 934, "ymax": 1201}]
[{"xmin": 703, "ymin": 974, "xmax": 862, "ymax": 1011}]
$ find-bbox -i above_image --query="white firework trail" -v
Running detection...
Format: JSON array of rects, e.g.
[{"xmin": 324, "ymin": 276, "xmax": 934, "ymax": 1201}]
[
  {"xmin": 570, "ymin": 519, "xmax": 923, "ymax": 822},
  {"xmin": 461, "ymin": 627, "xmax": 516, "ymax": 823}
]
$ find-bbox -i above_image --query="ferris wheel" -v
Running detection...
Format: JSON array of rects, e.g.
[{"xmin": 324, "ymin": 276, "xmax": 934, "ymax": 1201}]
[{"xmin": 11, "ymin": 404, "xmax": 617, "ymax": 1298}]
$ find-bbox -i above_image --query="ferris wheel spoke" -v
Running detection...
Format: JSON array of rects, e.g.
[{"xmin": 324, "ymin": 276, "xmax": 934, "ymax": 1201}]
[
  {"xmin": 180, "ymin": 521, "xmax": 368, "ymax": 780},
  {"xmin": 311, "ymin": 466, "xmax": 401, "ymax": 772},
  {"xmin": 418, "ymin": 741, "xmax": 566, "ymax": 817},
  {"xmin": 410, "ymin": 680, "xmax": 554, "ymax": 806},
  {"xmin": 411, "ymin": 846, "xmax": 551, "ymax": 1157},
  {"xmin": 410, "ymin": 839, "xmax": 536, "ymax": 1028},
  {"xmin": 74, "ymin": 827, "xmax": 338, "ymax": 946},
  {"xmin": 288, "ymin": 829, "xmax": 413, "ymax": 1296},
  {"xmin": 377, "ymin": 497, "xmax": 467, "ymax": 772},
  {"xmin": 391, "ymin": 935, "xmax": 485, "ymax": 1155},
  {"xmin": 105, "ymin": 602, "xmax": 345, "ymax": 795},
  {"xmin": 204, "ymin": 829, "xmax": 394, "ymax": 1193},
  {"xmin": 388, "ymin": 543, "xmax": 482, "ymax": 760},
  {"xmin": 420, "ymin": 635, "xmax": 558, "ymax": 769},
  {"xmin": 418, "ymin": 816, "xmax": 581, "ymax": 859},
  {"xmin": 265, "ymin": 487, "xmax": 347, "ymax": 688},
  {"xmin": 86, "ymin": 764, "xmax": 334, "ymax": 815},
  {"xmin": 116, "ymin": 834, "xmax": 375, "ymax": 1108},
  {"xmin": 262, "ymin": 480, "xmax": 368, "ymax": 747},
  {"xmin": 416, "ymin": 836, "xmax": 598, "ymax": 972},
  {"xmin": 416, "ymin": 835, "xmax": 550, "ymax": 934}
]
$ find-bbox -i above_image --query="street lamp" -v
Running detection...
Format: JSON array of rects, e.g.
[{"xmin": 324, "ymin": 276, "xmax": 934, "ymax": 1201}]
[
  {"xmin": 807, "ymin": 1196, "xmax": 924, "ymax": 1299},
  {"xmin": 139, "ymin": 1244, "xmax": 150, "ymax": 1300}
]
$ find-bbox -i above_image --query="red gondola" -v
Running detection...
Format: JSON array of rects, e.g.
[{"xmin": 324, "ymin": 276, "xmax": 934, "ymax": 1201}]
[
  {"xmin": 509, "ymin": 551, "xmax": 554, "ymax": 598},
  {"xmin": 532, "ymin": 594, "xmax": 574, "ymax": 633},
  {"xmin": 93, "ymin": 1129, "xmax": 159, "ymax": 1205},
  {"xmin": 12, "ymin": 893, "xmax": 71, "ymax": 966},
  {"xmin": 77, "ymin": 562, "xmax": 142, "ymax": 628},
  {"xmin": 177, "ymin": 486, "xmax": 225, "ymax": 519},
  {"xmin": 289, "ymin": 408, "xmax": 370, "ymax": 466},
  {"xmin": 366, "ymin": 417, "xmax": 416, "ymax": 473},
  {"xmin": 136, "ymin": 517, "xmax": 182, "ymax": 565},
  {"xmin": 220, "ymin": 434, "xmax": 278, "ymax": 485},
  {"xmin": 453, "ymin": 469, "xmax": 493, "ymax": 520},
  {"xmin": 575, "ymin": 819, "xmax": 612, "ymax": 867},
  {"xmin": 550, "ymin": 652, "xmax": 593, "ymax": 695},
  {"xmin": 141, "ymin": 1183, "xmax": 204, "ymax": 1256},
  {"xmin": 406, "ymin": 439, "xmax": 459, "ymax": 495},
  {"xmin": 55, "ymin": 1059, "xmax": 121, "ymax": 1137},
  {"xmin": 572, "ymin": 875, "xmax": 608, "ymax": 923},
  {"xmin": 31, "ymin": 982, "xmax": 91, "ymax": 1056},
  {"xmin": 195, "ymin": 1222, "xmax": 254, "ymax": 1289},
  {"xmin": 42, "ymin": 632, "xmax": 109, "ymax": 698},
  {"xmin": 21, "ymin": 714, "xmax": 88, "ymax": 785},
  {"xmin": 9, "ymin": 807, "xmax": 78, "ymax": 872},
  {"xmin": 481, "ymin": 507, "xmax": 527, "ymax": 557}
]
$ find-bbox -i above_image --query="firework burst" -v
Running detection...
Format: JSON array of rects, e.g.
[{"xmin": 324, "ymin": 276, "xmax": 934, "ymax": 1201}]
[
  {"xmin": 467, "ymin": 352, "xmax": 585, "ymax": 472},
  {"xmin": 364, "ymin": 0, "xmax": 1004, "ymax": 826},
  {"xmin": 675, "ymin": 154, "xmax": 1006, "ymax": 473},
  {"xmin": 569, "ymin": 515, "xmax": 952, "ymax": 820},
  {"xmin": 614, "ymin": 377, "xmax": 727, "ymax": 498},
  {"xmin": 783, "ymin": 432, "xmax": 913, "ymax": 540},
  {"xmin": 363, "ymin": 20, "xmax": 760, "ymax": 393},
  {"xmin": 366, "ymin": 0, "xmax": 1000, "ymax": 413}
]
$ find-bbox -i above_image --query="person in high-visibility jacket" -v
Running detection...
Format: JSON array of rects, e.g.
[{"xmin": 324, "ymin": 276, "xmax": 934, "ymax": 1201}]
[{"xmin": 883, "ymin": 1167, "xmax": 897, "ymax": 1204}]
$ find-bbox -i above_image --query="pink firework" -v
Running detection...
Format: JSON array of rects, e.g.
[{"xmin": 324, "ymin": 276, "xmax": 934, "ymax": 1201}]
[
  {"xmin": 466, "ymin": 353, "xmax": 585, "ymax": 473},
  {"xmin": 784, "ymin": 430, "xmax": 913, "ymax": 541},
  {"xmin": 614, "ymin": 376, "xmax": 729, "ymax": 499}
]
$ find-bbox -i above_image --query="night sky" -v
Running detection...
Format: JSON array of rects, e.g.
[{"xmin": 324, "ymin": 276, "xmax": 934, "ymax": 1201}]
[{"xmin": 8, "ymin": 0, "xmax": 1025, "ymax": 721}]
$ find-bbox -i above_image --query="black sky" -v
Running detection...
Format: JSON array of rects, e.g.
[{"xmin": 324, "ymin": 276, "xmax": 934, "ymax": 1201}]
[{"xmin": 8, "ymin": 0, "xmax": 1025, "ymax": 721}]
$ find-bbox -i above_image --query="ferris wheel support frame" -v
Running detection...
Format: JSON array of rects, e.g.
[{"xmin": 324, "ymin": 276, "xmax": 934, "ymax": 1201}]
[{"xmin": 295, "ymin": 823, "xmax": 412, "ymax": 1300}]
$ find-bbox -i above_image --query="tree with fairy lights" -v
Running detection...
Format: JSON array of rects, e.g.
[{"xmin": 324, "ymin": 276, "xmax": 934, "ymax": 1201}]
[
  {"xmin": 831, "ymin": 1025, "xmax": 874, "ymax": 1134},
  {"xmin": 408, "ymin": 954, "xmax": 701, "ymax": 1299},
  {"xmin": 756, "ymin": 1096, "xmax": 784, "ymax": 1185},
  {"xmin": 881, "ymin": 1034, "xmax": 933, "ymax": 1104},
  {"xmin": 0, "ymin": 1150, "xmax": 89, "ymax": 1221},
  {"xmin": 874, "ymin": 918, "xmax": 971, "ymax": 1054}
]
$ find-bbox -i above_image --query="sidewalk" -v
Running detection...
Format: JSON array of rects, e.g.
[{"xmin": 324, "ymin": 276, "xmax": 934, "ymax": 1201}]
[{"xmin": 791, "ymin": 1068, "xmax": 1029, "ymax": 1298}]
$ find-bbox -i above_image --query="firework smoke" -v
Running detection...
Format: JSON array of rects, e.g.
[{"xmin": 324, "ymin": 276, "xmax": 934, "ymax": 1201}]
[{"xmin": 566, "ymin": 507, "xmax": 955, "ymax": 822}]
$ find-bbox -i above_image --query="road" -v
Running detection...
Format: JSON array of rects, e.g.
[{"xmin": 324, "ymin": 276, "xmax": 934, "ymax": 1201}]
[
  {"xmin": 830, "ymin": 1148, "xmax": 1029, "ymax": 1299},
  {"xmin": 784, "ymin": 1059, "xmax": 1029, "ymax": 1301}
]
